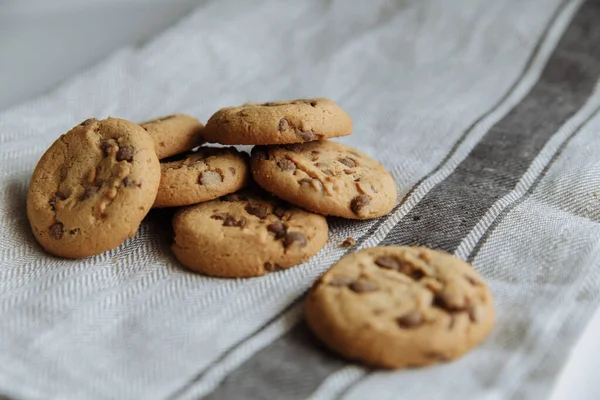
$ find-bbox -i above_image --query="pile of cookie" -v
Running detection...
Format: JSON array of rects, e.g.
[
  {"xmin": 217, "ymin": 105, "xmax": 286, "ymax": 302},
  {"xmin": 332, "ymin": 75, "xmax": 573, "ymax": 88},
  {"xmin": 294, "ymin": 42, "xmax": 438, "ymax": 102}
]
[{"xmin": 27, "ymin": 98, "xmax": 494, "ymax": 370}]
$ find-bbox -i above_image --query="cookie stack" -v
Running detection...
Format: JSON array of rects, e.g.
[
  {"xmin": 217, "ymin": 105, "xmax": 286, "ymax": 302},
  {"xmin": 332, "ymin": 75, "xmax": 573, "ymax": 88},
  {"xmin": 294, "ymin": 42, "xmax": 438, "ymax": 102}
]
[
  {"xmin": 26, "ymin": 98, "xmax": 495, "ymax": 370},
  {"xmin": 27, "ymin": 98, "xmax": 398, "ymax": 271}
]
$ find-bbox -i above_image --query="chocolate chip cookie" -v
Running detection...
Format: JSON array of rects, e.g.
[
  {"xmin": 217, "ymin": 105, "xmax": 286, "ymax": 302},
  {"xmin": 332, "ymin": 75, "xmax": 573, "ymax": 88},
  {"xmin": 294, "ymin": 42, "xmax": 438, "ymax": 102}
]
[
  {"xmin": 305, "ymin": 246, "xmax": 495, "ymax": 369},
  {"xmin": 154, "ymin": 146, "xmax": 250, "ymax": 208},
  {"xmin": 251, "ymin": 140, "xmax": 397, "ymax": 219},
  {"xmin": 203, "ymin": 98, "xmax": 352, "ymax": 145},
  {"xmin": 27, "ymin": 117, "xmax": 161, "ymax": 258},
  {"xmin": 140, "ymin": 114, "xmax": 204, "ymax": 159},
  {"xmin": 171, "ymin": 190, "xmax": 329, "ymax": 277}
]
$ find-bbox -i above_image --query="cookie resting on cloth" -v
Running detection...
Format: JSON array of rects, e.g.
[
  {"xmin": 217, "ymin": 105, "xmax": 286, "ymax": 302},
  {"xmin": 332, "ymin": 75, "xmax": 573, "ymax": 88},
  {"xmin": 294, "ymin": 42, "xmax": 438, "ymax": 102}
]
[{"xmin": 26, "ymin": 117, "xmax": 161, "ymax": 258}]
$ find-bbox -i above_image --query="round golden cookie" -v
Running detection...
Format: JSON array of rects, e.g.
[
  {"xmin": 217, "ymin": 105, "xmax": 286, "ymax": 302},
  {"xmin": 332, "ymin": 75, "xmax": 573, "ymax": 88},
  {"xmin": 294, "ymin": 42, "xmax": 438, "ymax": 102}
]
[
  {"xmin": 27, "ymin": 117, "xmax": 161, "ymax": 258},
  {"xmin": 171, "ymin": 190, "xmax": 329, "ymax": 278},
  {"xmin": 203, "ymin": 98, "xmax": 352, "ymax": 145},
  {"xmin": 140, "ymin": 114, "xmax": 204, "ymax": 159},
  {"xmin": 305, "ymin": 246, "xmax": 495, "ymax": 369},
  {"xmin": 250, "ymin": 140, "xmax": 397, "ymax": 219},
  {"xmin": 154, "ymin": 146, "xmax": 250, "ymax": 208}
]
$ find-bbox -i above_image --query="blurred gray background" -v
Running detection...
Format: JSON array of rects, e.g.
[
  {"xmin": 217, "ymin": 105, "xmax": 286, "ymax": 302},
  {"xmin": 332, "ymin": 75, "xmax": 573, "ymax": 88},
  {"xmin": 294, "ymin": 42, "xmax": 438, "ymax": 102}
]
[{"xmin": 0, "ymin": 0, "xmax": 202, "ymax": 109}]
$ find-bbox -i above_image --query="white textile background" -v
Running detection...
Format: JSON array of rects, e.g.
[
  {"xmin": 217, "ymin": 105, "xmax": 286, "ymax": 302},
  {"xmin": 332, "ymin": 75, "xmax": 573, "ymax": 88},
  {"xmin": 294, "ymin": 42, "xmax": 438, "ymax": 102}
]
[{"xmin": 1, "ymin": 0, "xmax": 599, "ymax": 399}]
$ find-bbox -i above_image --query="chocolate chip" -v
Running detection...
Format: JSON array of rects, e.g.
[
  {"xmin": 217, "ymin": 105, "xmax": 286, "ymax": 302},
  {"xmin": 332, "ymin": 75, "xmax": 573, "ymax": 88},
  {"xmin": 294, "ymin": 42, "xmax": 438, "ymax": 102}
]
[
  {"xmin": 264, "ymin": 262, "xmax": 283, "ymax": 272},
  {"xmin": 263, "ymin": 102, "xmax": 276, "ymax": 106},
  {"xmin": 375, "ymin": 256, "xmax": 425, "ymax": 281},
  {"xmin": 298, "ymin": 130, "xmax": 316, "ymax": 141},
  {"xmin": 116, "ymin": 146, "xmax": 134, "ymax": 162},
  {"xmin": 315, "ymin": 162, "xmax": 334, "ymax": 176},
  {"xmin": 211, "ymin": 213, "xmax": 227, "ymax": 221},
  {"xmin": 328, "ymin": 276, "xmax": 355, "ymax": 287},
  {"xmin": 396, "ymin": 310, "xmax": 423, "ymax": 329},
  {"xmin": 69, "ymin": 228, "xmax": 80, "ymax": 235},
  {"xmin": 245, "ymin": 203, "xmax": 269, "ymax": 219},
  {"xmin": 284, "ymin": 144, "xmax": 302, "ymax": 153},
  {"xmin": 80, "ymin": 185, "xmax": 100, "ymax": 201},
  {"xmin": 344, "ymin": 169, "xmax": 353, "ymax": 175},
  {"xmin": 374, "ymin": 256, "xmax": 426, "ymax": 280},
  {"xmin": 433, "ymin": 291, "xmax": 465, "ymax": 313},
  {"xmin": 49, "ymin": 191, "xmax": 67, "ymax": 210},
  {"xmin": 278, "ymin": 118, "xmax": 290, "ymax": 132},
  {"xmin": 277, "ymin": 159, "xmax": 296, "ymax": 172},
  {"xmin": 267, "ymin": 221, "xmax": 287, "ymax": 239},
  {"xmin": 122, "ymin": 177, "xmax": 139, "ymax": 188},
  {"xmin": 100, "ymin": 140, "xmax": 113, "ymax": 157},
  {"xmin": 283, "ymin": 231, "xmax": 307, "ymax": 249},
  {"xmin": 341, "ymin": 237, "xmax": 356, "ymax": 248},
  {"xmin": 338, "ymin": 157, "xmax": 357, "ymax": 168},
  {"xmin": 223, "ymin": 216, "xmax": 246, "ymax": 228},
  {"xmin": 349, "ymin": 278, "xmax": 379, "ymax": 293},
  {"xmin": 375, "ymin": 256, "xmax": 400, "ymax": 270},
  {"xmin": 229, "ymin": 167, "xmax": 236, "ymax": 176},
  {"xmin": 350, "ymin": 195, "xmax": 370, "ymax": 215},
  {"xmin": 199, "ymin": 170, "xmax": 222, "ymax": 186},
  {"xmin": 80, "ymin": 118, "xmax": 97, "ymax": 126},
  {"xmin": 49, "ymin": 222, "xmax": 64, "ymax": 239},
  {"xmin": 273, "ymin": 206, "xmax": 286, "ymax": 219},
  {"xmin": 409, "ymin": 269, "xmax": 425, "ymax": 280},
  {"xmin": 299, "ymin": 178, "xmax": 323, "ymax": 191},
  {"xmin": 310, "ymin": 101, "xmax": 317, "ymax": 107}
]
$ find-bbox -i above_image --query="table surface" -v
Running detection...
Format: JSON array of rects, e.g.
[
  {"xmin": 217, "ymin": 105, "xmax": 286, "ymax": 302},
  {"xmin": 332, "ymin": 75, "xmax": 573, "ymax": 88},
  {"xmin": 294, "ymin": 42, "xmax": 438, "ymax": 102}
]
[{"xmin": 1, "ymin": 1, "xmax": 598, "ymax": 399}]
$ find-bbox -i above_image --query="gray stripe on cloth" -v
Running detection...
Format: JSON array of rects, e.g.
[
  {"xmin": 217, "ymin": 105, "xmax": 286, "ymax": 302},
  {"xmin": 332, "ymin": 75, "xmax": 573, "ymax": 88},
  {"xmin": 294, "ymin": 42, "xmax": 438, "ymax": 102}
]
[
  {"xmin": 378, "ymin": 0, "xmax": 600, "ymax": 253},
  {"xmin": 200, "ymin": 322, "xmax": 347, "ymax": 400},
  {"xmin": 190, "ymin": 2, "xmax": 588, "ymax": 399},
  {"xmin": 466, "ymin": 102, "xmax": 600, "ymax": 263}
]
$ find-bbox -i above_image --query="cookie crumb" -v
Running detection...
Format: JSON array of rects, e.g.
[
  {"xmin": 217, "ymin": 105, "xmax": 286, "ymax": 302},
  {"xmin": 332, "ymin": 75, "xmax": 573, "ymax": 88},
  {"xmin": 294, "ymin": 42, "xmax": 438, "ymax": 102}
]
[{"xmin": 341, "ymin": 237, "xmax": 356, "ymax": 248}]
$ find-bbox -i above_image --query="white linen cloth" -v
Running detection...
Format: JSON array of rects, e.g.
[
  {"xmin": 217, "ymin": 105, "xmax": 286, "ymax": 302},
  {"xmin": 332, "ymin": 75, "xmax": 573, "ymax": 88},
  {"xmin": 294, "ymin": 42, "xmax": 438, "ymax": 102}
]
[{"xmin": 1, "ymin": 0, "xmax": 599, "ymax": 399}]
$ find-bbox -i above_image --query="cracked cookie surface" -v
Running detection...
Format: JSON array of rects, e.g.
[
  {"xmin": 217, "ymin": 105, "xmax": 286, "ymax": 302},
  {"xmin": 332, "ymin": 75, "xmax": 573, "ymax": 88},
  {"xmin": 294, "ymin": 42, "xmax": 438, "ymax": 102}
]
[
  {"xmin": 305, "ymin": 246, "xmax": 495, "ymax": 369},
  {"xmin": 171, "ymin": 189, "xmax": 329, "ymax": 277},
  {"xmin": 154, "ymin": 146, "xmax": 250, "ymax": 208},
  {"xmin": 27, "ymin": 117, "xmax": 161, "ymax": 258},
  {"xmin": 140, "ymin": 114, "xmax": 204, "ymax": 159},
  {"xmin": 203, "ymin": 98, "xmax": 352, "ymax": 145},
  {"xmin": 251, "ymin": 140, "xmax": 397, "ymax": 219}
]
